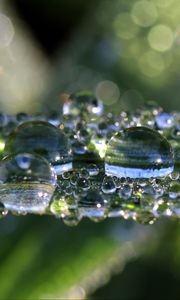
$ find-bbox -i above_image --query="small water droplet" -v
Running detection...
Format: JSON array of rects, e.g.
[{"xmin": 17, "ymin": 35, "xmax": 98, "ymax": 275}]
[
  {"xmin": 78, "ymin": 190, "xmax": 107, "ymax": 219},
  {"xmin": 135, "ymin": 211, "xmax": 156, "ymax": 224},
  {"xmin": 72, "ymin": 141, "xmax": 87, "ymax": 155},
  {"xmin": 169, "ymin": 171, "xmax": 179, "ymax": 181},
  {"xmin": 119, "ymin": 184, "xmax": 132, "ymax": 199},
  {"xmin": 101, "ymin": 176, "xmax": 116, "ymax": 194},
  {"xmin": 169, "ymin": 182, "xmax": 180, "ymax": 199},
  {"xmin": 77, "ymin": 178, "xmax": 90, "ymax": 191},
  {"xmin": 155, "ymin": 112, "xmax": 174, "ymax": 129},
  {"xmin": 16, "ymin": 112, "xmax": 29, "ymax": 124},
  {"xmin": 63, "ymin": 91, "xmax": 103, "ymax": 116},
  {"xmin": 70, "ymin": 173, "xmax": 78, "ymax": 185},
  {"xmin": 79, "ymin": 168, "xmax": 89, "ymax": 179},
  {"xmin": 62, "ymin": 209, "xmax": 81, "ymax": 226},
  {"xmin": 171, "ymin": 127, "xmax": 180, "ymax": 140},
  {"xmin": 87, "ymin": 164, "xmax": 99, "ymax": 176},
  {"xmin": 62, "ymin": 171, "xmax": 71, "ymax": 180},
  {"xmin": 105, "ymin": 126, "xmax": 174, "ymax": 178},
  {"xmin": 50, "ymin": 189, "xmax": 71, "ymax": 218}
]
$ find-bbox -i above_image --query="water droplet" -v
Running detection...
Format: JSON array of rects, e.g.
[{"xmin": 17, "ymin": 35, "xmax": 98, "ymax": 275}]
[
  {"xmin": 5, "ymin": 121, "xmax": 72, "ymax": 175},
  {"xmin": 78, "ymin": 190, "xmax": 107, "ymax": 219},
  {"xmin": 152, "ymin": 199, "xmax": 170, "ymax": 217},
  {"xmin": 135, "ymin": 211, "xmax": 156, "ymax": 224},
  {"xmin": 16, "ymin": 112, "xmax": 29, "ymax": 124},
  {"xmin": 47, "ymin": 111, "xmax": 61, "ymax": 127},
  {"xmin": 101, "ymin": 176, "xmax": 116, "ymax": 194},
  {"xmin": 0, "ymin": 202, "xmax": 8, "ymax": 218},
  {"xmin": 119, "ymin": 184, "xmax": 132, "ymax": 199},
  {"xmin": 79, "ymin": 168, "xmax": 89, "ymax": 179},
  {"xmin": 50, "ymin": 189, "xmax": 71, "ymax": 218},
  {"xmin": 0, "ymin": 153, "xmax": 56, "ymax": 213},
  {"xmin": 62, "ymin": 171, "xmax": 71, "ymax": 180},
  {"xmin": 76, "ymin": 128, "xmax": 90, "ymax": 144},
  {"xmin": 138, "ymin": 101, "xmax": 162, "ymax": 116},
  {"xmin": 87, "ymin": 164, "xmax": 99, "ymax": 176},
  {"xmin": 63, "ymin": 91, "xmax": 103, "ymax": 116},
  {"xmin": 72, "ymin": 141, "xmax": 87, "ymax": 155},
  {"xmin": 77, "ymin": 178, "xmax": 90, "ymax": 191},
  {"xmin": 105, "ymin": 126, "xmax": 174, "ymax": 178},
  {"xmin": 169, "ymin": 171, "xmax": 179, "ymax": 181},
  {"xmin": 155, "ymin": 112, "xmax": 174, "ymax": 129},
  {"xmin": 70, "ymin": 173, "xmax": 78, "ymax": 185},
  {"xmin": 2, "ymin": 120, "xmax": 17, "ymax": 137},
  {"xmin": 169, "ymin": 182, "xmax": 180, "ymax": 199},
  {"xmin": 171, "ymin": 126, "xmax": 180, "ymax": 140},
  {"xmin": 62, "ymin": 209, "xmax": 81, "ymax": 226}
]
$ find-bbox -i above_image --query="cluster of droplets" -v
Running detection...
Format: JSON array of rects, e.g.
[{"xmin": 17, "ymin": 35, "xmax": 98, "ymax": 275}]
[{"xmin": 0, "ymin": 91, "xmax": 179, "ymax": 225}]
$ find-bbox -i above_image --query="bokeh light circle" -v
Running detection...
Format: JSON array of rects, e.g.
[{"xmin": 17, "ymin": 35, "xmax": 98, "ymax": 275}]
[
  {"xmin": 131, "ymin": 0, "xmax": 158, "ymax": 27},
  {"xmin": 139, "ymin": 50, "xmax": 165, "ymax": 77},
  {"xmin": 95, "ymin": 80, "xmax": 120, "ymax": 106},
  {"xmin": 148, "ymin": 24, "xmax": 174, "ymax": 52},
  {"xmin": 113, "ymin": 13, "xmax": 139, "ymax": 40}
]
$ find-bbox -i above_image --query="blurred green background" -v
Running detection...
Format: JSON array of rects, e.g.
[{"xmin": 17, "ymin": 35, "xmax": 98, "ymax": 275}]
[{"xmin": 0, "ymin": 0, "xmax": 180, "ymax": 299}]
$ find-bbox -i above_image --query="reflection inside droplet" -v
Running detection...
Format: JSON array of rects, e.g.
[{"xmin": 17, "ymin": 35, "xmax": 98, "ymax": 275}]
[
  {"xmin": 105, "ymin": 126, "xmax": 174, "ymax": 178},
  {"xmin": 0, "ymin": 153, "xmax": 56, "ymax": 213}
]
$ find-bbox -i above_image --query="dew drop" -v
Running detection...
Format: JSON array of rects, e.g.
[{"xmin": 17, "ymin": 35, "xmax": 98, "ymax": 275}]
[
  {"xmin": 16, "ymin": 112, "xmax": 29, "ymax": 124},
  {"xmin": 50, "ymin": 189, "xmax": 71, "ymax": 218},
  {"xmin": 135, "ymin": 211, "xmax": 156, "ymax": 225},
  {"xmin": 77, "ymin": 178, "xmax": 90, "ymax": 191},
  {"xmin": 155, "ymin": 112, "xmax": 174, "ymax": 129},
  {"xmin": 105, "ymin": 126, "xmax": 174, "ymax": 178},
  {"xmin": 5, "ymin": 121, "xmax": 72, "ymax": 175},
  {"xmin": 62, "ymin": 171, "xmax": 71, "ymax": 180},
  {"xmin": 70, "ymin": 173, "xmax": 78, "ymax": 185},
  {"xmin": 119, "ymin": 184, "xmax": 132, "ymax": 199},
  {"xmin": 63, "ymin": 91, "xmax": 103, "ymax": 116},
  {"xmin": 169, "ymin": 171, "xmax": 179, "ymax": 181},
  {"xmin": 101, "ymin": 176, "xmax": 116, "ymax": 194},
  {"xmin": 62, "ymin": 209, "xmax": 81, "ymax": 226},
  {"xmin": 87, "ymin": 164, "xmax": 99, "ymax": 176},
  {"xmin": 78, "ymin": 190, "xmax": 107, "ymax": 219},
  {"xmin": 79, "ymin": 168, "xmax": 89, "ymax": 179},
  {"xmin": 0, "ymin": 153, "xmax": 56, "ymax": 213},
  {"xmin": 169, "ymin": 182, "xmax": 180, "ymax": 199}
]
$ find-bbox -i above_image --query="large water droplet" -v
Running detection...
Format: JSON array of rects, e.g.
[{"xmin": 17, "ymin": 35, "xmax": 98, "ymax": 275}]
[
  {"xmin": 105, "ymin": 126, "xmax": 174, "ymax": 178},
  {"xmin": 63, "ymin": 91, "xmax": 103, "ymax": 116},
  {"xmin": 0, "ymin": 153, "xmax": 56, "ymax": 213},
  {"xmin": 5, "ymin": 121, "xmax": 72, "ymax": 175}
]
